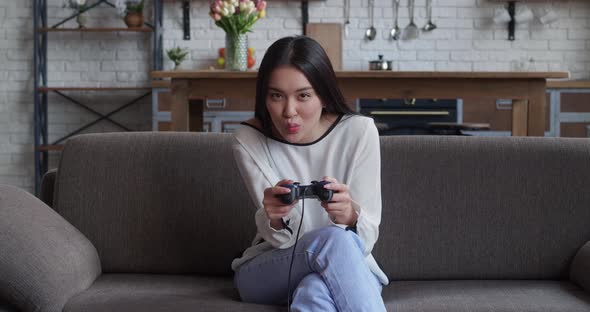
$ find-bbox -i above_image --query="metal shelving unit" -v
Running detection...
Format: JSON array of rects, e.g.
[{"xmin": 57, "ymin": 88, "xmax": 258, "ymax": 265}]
[{"xmin": 33, "ymin": 0, "xmax": 163, "ymax": 195}]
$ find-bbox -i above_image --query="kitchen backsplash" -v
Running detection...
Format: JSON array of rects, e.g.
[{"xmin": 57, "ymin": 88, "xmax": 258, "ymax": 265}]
[{"xmin": 161, "ymin": 0, "xmax": 590, "ymax": 78}]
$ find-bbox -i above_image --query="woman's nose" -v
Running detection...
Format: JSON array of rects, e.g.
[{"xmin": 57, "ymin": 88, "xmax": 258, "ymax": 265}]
[{"xmin": 282, "ymin": 100, "xmax": 297, "ymax": 118}]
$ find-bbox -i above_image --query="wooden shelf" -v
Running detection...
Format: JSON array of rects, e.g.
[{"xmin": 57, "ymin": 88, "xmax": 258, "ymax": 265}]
[
  {"xmin": 38, "ymin": 86, "xmax": 152, "ymax": 92},
  {"xmin": 38, "ymin": 145, "xmax": 64, "ymax": 151},
  {"xmin": 39, "ymin": 27, "xmax": 152, "ymax": 33}
]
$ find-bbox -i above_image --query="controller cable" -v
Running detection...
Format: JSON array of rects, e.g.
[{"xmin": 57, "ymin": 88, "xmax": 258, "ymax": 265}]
[{"xmin": 286, "ymin": 198, "xmax": 305, "ymax": 312}]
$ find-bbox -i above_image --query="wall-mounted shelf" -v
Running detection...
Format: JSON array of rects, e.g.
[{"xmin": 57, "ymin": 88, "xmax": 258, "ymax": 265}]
[
  {"xmin": 38, "ymin": 145, "xmax": 65, "ymax": 151},
  {"xmin": 39, "ymin": 27, "xmax": 153, "ymax": 32},
  {"xmin": 39, "ymin": 86, "xmax": 152, "ymax": 92},
  {"xmin": 178, "ymin": 0, "xmax": 323, "ymax": 40}
]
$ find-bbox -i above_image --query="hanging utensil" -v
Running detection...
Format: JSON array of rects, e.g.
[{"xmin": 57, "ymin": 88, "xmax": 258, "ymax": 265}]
[
  {"xmin": 365, "ymin": 0, "xmax": 377, "ymax": 41},
  {"xmin": 423, "ymin": 0, "xmax": 437, "ymax": 32},
  {"xmin": 344, "ymin": 0, "xmax": 351, "ymax": 37},
  {"xmin": 402, "ymin": 0, "xmax": 419, "ymax": 40},
  {"xmin": 390, "ymin": 0, "xmax": 400, "ymax": 40}
]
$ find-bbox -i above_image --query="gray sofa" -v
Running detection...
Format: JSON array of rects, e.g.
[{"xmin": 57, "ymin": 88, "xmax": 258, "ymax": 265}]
[{"xmin": 2, "ymin": 132, "xmax": 590, "ymax": 312}]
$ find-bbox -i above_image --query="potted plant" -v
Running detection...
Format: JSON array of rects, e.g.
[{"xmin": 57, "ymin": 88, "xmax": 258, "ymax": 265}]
[
  {"xmin": 166, "ymin": 47, "xmax": 189, "ymax": 70},
  {"xmin": 116, "ymin": 0, "xmax": 145, "ymax": 28},
  {"xmin": 63, "ymin": 0, "xmax": 89, "ymax": 28}
]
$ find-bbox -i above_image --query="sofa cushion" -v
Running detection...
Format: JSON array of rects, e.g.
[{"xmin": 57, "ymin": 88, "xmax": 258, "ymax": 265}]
[
  {"xmin": 383, "ymin": 280, "xmax": 590, "ymax": 311},
  {"xmin": 64, "ymin": 276, "xmax": 590, "ymax": 312},
  {"xmin": 0, "ymin": 302, "xmax": 18, "ymax": 312},
  {"xmin": 0, "ymin": 185, "xmax": 101, "ymax": 312},
  {"xmin": 571, "ymin": 241, "xmax": 590, "ymax": 292},
  {"xmin": 63, "ymin": 274, "xmax": 281, "ymax": 312},
  {"xmin": 54, "ymin": 132, "xmax": 257, "ymax": 276},
  {"xmin": 375, "ymin": 136, "xmax": 590, "ymax": 280}
]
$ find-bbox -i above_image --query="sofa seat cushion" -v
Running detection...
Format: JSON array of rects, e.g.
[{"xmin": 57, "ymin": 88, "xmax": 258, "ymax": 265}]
[
  {"xmin": 0, "ymin": 302, "xmax": 18, "ymax": 312},
  {"xmin": 384, "ymin": 280, "xmax": 590, "ymax": 311},
  {"xmin": 63, "ymin": 274, "xmax": 281, "ymax": 312}
]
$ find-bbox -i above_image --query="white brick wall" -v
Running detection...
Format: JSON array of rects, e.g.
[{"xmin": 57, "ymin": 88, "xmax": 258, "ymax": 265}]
[
  {"xmin": 0, "ymin": 0, "xmax": 589, "ymax": 193},
  {"xmin": 0, "ymin": 0, "xmax": 152, "ymax": 192},
  {"xmin": 160, "ymin": 0, "xmax": 590, "ymax": 78}
]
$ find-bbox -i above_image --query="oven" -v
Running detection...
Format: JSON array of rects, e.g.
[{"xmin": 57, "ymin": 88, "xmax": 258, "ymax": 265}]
[{"xmin": 359, "ymin": 98, "xmax": 458, "ymax": 135}]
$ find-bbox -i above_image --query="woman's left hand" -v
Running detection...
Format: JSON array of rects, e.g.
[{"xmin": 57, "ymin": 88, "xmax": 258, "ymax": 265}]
[{"xmin": 321, "ymin": 176, "xmax": 358, "ymax": 226}]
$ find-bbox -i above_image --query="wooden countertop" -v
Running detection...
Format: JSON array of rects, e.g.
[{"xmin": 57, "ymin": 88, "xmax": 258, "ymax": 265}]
[
  {"xmin": 547, "ymin": 80, "xmax": 590, "ymax": 89},
  {"xmin": 151, "ymin": 70, "xmax": 569, "ymax": 80}
]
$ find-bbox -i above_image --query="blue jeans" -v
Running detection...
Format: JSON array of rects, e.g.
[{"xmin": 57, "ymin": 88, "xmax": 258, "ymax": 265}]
[{"xmin": 234, "ymin": 226, "xmax": 386, "ymax": 312}]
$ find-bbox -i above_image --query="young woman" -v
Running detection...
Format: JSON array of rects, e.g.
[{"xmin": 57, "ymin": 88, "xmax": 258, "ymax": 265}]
[{"xmin": 231, "ymin": 36, "xmax": 388, "ymax": 311}]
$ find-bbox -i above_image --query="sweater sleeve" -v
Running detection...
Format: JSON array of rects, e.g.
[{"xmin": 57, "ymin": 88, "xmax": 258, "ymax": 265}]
[
  {"xmin": 347, "ymin": 119, "xmax": 382, "ymax": 256},
  {"xmin": 232, "ymin": 136, "xmax": 302, "ymax": 249}
]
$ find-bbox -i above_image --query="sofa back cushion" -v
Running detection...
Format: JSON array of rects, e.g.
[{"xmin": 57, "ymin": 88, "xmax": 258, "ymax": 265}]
[
  {"xmin": 374, "ymin": 136, "xmax": 590, "ymax": 280},
  {"xmin": 54, "ymin": 132, "xmax": 256, "ymax": 276}
]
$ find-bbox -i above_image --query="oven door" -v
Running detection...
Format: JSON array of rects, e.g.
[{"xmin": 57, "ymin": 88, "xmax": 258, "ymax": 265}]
[{"xmin": 360, "ymin": 98, "xmax": 458, "ymax": 135}]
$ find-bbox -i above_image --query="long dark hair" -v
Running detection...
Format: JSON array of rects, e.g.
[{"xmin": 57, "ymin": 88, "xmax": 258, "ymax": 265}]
[{"xmin": 255, "ymin": 36, "xmax": 356, "ymax": 136}]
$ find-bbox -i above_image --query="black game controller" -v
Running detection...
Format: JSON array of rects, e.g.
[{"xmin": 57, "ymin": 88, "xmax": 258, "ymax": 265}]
[{"xmin": 277, "ymin": 180, "xmax": 334, "ymax": 205}]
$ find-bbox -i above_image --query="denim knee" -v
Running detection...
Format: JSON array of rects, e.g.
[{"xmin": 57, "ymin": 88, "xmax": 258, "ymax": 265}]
[
  {"xmin": 294, "ymin": 273, "xmax": 328, "ymax": 298},
  {"xmin": 303, "ymin": 226, "xmax": 366, "ymax": 257}
]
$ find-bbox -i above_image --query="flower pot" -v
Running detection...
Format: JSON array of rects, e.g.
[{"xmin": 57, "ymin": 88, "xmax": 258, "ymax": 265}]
[
  {"xmin": 76, "ymin": 12, "xmax": 88, "ymax": 28},
  {"xmin": 124, "ymin": 12, "xmax": 144, "ymax": 28},
  {"xmin": 225, "ymin": 33, "xmax": 248, "ymax": 71}
]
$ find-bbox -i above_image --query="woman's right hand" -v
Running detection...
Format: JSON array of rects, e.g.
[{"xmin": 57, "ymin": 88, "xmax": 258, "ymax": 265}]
[{"xmin": 263, "ymin": 179, "xmax": 296, "ymax": 230}]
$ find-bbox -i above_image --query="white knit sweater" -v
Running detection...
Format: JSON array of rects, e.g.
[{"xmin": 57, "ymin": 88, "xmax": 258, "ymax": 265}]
[{"xmin": 231, "ymin": 114, "xmax": 389, "ymax": 285}]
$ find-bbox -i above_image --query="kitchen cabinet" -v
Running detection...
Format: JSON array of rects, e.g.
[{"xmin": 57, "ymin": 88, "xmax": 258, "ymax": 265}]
[
  {"xmin": 151, "ymin": 70, "xmax": 568, "ymax": 136},
  {"xmin": 152, "ymin": 76, "xmax": 589, "ymax": 138},
  {"xmin": 461, "ymin": 95, "xmax": 551, "ymax": 136},
  {"xmin": 546, "ymin": 81, "xmax": 590, "ymax": 138},
  {"xmin": 152, "ymin": 82, "xmax": 253, "ymax": 133},
  {"xmin": 462, "ymin": 81, "xmax": 590, "ymax": 138}
]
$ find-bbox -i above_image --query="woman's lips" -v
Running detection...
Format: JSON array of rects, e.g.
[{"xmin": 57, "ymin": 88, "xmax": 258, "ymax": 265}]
[{"xmin": 287, "ymin": 124, "xmax": 300, "ymax": 134}]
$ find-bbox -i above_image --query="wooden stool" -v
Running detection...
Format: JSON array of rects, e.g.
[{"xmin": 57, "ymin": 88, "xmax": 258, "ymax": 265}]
[{"xmin": 428, "ymin": 122, "xmax": 491, "ymax": 136}]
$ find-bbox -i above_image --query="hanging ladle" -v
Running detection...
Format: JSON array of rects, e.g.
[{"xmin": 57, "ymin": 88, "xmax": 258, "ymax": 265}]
[
  {"xmin": 390, "ymin": 0, "xmax": 400, "ymax": 40},
  {"xmin": 344, "ymin": 0, "xmax": 351, "ymax": 37},
  {"xmin": 365, "ymin": 0, "xmax": 377, "ymax": 40},
  {"xmin": 423, "ymin": 0, "xmax": 437, "ymax": 32}
]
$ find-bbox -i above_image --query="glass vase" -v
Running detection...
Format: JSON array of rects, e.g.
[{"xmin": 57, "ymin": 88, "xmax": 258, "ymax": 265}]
[{"xmin": 225, "ymin": 33, "xmax": 248, "ymax": 71}]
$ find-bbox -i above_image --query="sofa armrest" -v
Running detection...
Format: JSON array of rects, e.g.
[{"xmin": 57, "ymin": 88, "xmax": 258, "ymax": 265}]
[
  {"xmin": 40, "ymin": 169, "xmax": 57, "ymax": 208},
  {"xmin": 571, "ymin": 240, "xmax": 590, "ymax": 292},
  {"xmin": 0, "ymin": 185, "xmax": 101, "ymax": 312}
]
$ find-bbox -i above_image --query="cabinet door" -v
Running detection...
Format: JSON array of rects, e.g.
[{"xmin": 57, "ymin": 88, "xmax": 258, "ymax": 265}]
[
  {"xmin": 462, "ymin": 96, "xmax": 551, "ymax": 133},
  {"xmin": 155, "ymin": 88, "xmax": 254, "ymax": 132},
  {"xmin": 559, "ymin": 93, "xmax": 590, "ymax": 138},
  {"xmin": 157, "ymin": 89, "xmax": 255, "ymax": 113},
  {"xmin": 158, "ymin": 121, "xmax": 211, "ymax": 132}
]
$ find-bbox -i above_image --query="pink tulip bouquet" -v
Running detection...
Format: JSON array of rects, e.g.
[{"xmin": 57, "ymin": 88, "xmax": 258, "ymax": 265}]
[{"xmin": 209, "ymin": 0, "xmax": 267, "ymax": 35}]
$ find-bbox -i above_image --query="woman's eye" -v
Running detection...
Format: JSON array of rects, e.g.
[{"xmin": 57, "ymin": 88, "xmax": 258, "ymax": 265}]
[
  {"xmin": 269, "ymin": 93, "xmax": 282, "ymax": 100},
  {"xmin": 299, "ymin": 93, "xmax": 311, "ymax": 99}
]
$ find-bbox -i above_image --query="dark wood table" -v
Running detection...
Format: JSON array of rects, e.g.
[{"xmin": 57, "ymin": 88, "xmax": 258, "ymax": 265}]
[{"xmin": 151, "ymin": 70, "xmax": 569, "ymax": 136}]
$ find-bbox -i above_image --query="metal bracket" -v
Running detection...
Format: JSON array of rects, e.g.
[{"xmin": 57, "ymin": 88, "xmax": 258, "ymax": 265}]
[
  {"xmin": 49, "ymin": 91, "xmax": 151, "ymax": 145},
  {"xmin": 302, "ymin": 0, "xmax": 308, "ymax": 35},
  {"xmin": 183, "ymin": 0, "xmax": 190, "ymax": 40},
  {"xmin": 508, "ymin": 1, "xmax": 515, "ymax": 41}
]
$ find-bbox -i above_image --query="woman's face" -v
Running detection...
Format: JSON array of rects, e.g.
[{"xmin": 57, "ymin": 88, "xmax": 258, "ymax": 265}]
[{"xmin": 266, "ymin": 65, "xmax": 327, "ymax": 144}]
